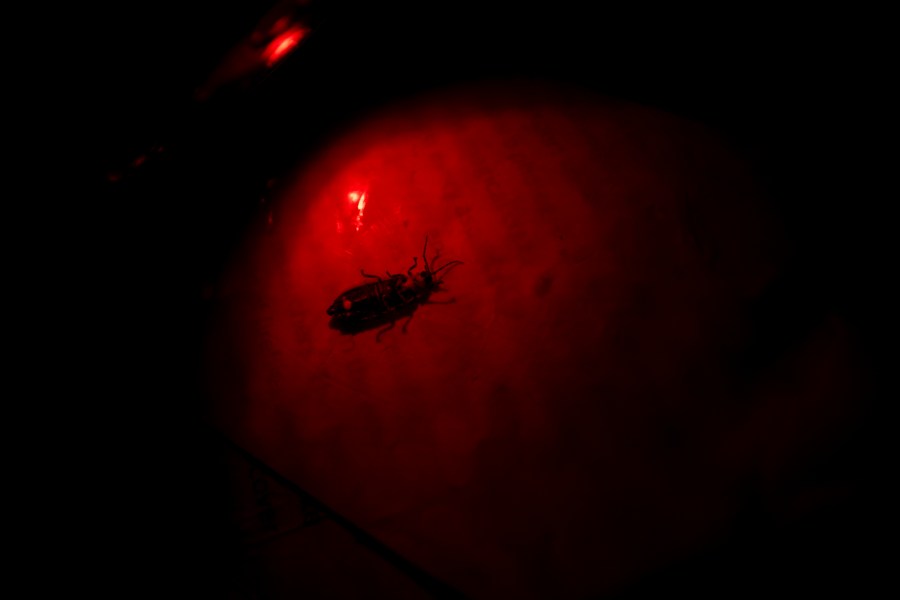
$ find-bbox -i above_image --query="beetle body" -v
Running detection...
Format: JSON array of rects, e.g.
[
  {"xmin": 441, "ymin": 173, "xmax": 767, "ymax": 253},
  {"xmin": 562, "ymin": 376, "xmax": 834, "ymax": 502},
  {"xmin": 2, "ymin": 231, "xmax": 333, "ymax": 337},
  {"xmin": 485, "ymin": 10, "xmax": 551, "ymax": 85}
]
[
  {"xmin": 327, "ymin": 274, "xmax": 412, "ymax": 320},
  {"xmin": 327, "ymin": 237, "xmax": 462, "ymax": 337}
]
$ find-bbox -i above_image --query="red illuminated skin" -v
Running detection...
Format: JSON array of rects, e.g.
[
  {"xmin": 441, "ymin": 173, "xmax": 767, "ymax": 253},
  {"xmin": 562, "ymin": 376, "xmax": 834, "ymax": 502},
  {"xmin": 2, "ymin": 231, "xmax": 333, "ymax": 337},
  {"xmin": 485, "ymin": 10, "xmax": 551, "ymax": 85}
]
[{"xmin": 205, "ymin": 83, "xmax": 865, "ymax": 597}]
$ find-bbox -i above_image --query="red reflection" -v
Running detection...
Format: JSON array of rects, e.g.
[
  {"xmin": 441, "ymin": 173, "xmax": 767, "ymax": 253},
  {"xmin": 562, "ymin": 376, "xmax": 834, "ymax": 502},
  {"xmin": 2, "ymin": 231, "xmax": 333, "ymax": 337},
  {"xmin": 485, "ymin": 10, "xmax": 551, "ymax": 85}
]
[
  {"xmin": 355, "ymin": 191, "xmax": 367, "ymax": 231},
  {"xmin": 345, "ymin": 190, "xmax": 368, "ymax": 232},
  {"xmin": 262, "ymin": 26, "xmax": 308, "ymax": 67}
]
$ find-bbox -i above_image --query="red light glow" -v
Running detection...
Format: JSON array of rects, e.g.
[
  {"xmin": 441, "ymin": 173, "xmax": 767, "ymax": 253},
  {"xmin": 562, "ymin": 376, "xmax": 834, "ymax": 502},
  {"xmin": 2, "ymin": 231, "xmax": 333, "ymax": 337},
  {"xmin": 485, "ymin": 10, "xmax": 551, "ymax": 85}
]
[
  {"xmin": 350, "ymin": 190, "xmax": 367, "ymax": 231},
  {"xmin": 262, "ymin": 26, "xmax": 308, "ymax": 67}
]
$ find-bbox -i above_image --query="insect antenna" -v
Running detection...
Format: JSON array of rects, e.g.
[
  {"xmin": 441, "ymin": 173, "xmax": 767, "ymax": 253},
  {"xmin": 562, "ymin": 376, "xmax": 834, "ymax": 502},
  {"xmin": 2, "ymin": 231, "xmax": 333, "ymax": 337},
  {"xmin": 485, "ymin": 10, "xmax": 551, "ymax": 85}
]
[
  {"xmin": 432, "ymin": 260, "xmax": 464, "ymax": 279},
  {"xmin": 422, "ymin": 236, "xmax": 431, "ymax": 274},
  {"xmin": 422, "ymin": 236, "xmax": 462, "ymax": 280}
]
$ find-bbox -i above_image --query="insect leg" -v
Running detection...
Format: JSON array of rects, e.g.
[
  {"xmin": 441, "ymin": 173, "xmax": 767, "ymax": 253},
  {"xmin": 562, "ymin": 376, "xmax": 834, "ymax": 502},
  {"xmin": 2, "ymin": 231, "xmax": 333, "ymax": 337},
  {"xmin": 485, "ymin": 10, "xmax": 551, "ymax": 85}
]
[
  {"xmin": 375, "ymin": 318, "xmax": 395, "ymax": 343},
  {"xmin": 400, "ymin": 311, "xmax": 416, "ymax": 334},
  {"xmin": 406, "ymin": 256, "xmax": 418, "ymax": 277},
  {"xmin": 360, "ymin": 269, "xmax": 382, "ymax": 281}
]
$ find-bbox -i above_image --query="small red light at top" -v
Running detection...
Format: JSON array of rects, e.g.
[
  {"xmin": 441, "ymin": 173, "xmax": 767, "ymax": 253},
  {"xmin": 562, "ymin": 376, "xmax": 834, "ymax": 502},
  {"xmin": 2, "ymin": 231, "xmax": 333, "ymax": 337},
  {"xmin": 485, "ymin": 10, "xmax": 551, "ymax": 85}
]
[{"xmin": 262, "ymin": 26, "xmax": 309, "ymax": 67}]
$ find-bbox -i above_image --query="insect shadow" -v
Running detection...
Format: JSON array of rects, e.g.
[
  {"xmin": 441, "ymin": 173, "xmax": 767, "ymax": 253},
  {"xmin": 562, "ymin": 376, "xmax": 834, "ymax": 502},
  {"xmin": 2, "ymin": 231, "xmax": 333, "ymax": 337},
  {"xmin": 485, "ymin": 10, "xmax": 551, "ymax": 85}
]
[{"xmin": 327, "ymin": 237, "xmax": 462, "ymax": 342}]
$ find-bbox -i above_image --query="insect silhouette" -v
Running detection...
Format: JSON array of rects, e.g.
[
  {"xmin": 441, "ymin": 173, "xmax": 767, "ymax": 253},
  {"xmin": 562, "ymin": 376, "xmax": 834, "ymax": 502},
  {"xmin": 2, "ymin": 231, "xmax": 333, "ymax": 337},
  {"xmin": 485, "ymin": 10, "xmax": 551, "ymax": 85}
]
[{"xmin": 327, "ymin": 237, "xmax": 463, "ymax": 341}]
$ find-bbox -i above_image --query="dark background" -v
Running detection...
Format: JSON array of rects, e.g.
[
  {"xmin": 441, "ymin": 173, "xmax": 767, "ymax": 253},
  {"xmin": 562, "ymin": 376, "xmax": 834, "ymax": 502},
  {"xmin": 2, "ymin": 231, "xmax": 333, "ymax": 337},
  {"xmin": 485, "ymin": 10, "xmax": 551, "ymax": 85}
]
[{"xmin": 48, "ymin": 1, "xmax": 888, "ymax": 597}]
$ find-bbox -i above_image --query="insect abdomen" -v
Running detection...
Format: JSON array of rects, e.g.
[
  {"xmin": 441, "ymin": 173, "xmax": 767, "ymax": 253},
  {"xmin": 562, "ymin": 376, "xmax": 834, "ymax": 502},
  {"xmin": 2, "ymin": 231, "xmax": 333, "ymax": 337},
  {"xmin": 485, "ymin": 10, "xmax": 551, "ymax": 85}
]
[{"xmin": 327, "ymin": 280, "xmax": 403, "ymax": 319}]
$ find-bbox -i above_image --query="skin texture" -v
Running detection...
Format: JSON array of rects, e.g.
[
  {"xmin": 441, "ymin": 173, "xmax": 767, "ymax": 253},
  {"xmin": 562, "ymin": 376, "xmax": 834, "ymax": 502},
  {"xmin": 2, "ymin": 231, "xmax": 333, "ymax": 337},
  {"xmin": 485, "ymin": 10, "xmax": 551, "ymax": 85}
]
[{"xmin": 204, "ymin": 83, "xmax": 865, "ymax": 597}]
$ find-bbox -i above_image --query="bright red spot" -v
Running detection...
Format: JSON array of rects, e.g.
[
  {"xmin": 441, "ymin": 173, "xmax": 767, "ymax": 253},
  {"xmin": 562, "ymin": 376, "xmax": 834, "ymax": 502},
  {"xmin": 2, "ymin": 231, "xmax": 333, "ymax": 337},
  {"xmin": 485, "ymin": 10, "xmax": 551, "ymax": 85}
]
[
  {"xmin": 262, "ymin": 26, "xmax": 308, "ymax": 67},
  {"xmin": 349, "ymin": 190, "xmax": 368, "ymax": 231}
]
